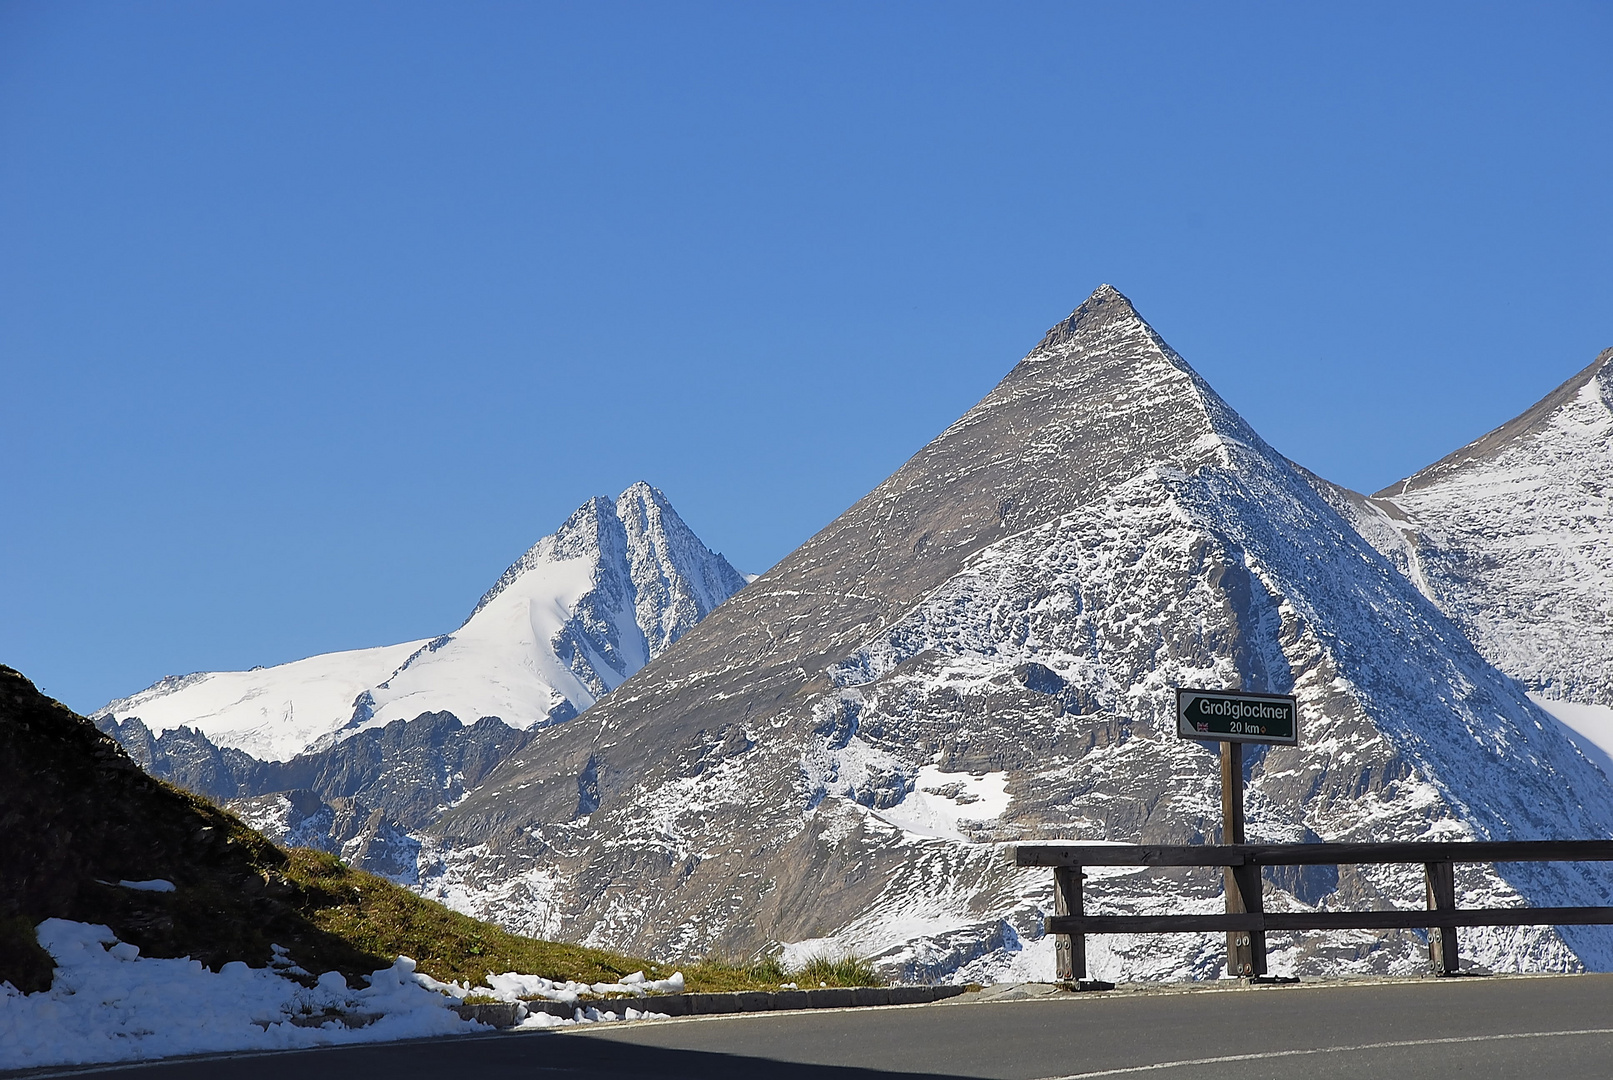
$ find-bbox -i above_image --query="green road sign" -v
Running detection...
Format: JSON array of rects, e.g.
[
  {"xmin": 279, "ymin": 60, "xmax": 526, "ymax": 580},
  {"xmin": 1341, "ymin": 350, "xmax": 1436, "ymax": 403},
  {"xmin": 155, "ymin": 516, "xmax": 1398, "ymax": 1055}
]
[{"xmin": 1175, "ymin": 688, "xmax": 1299, "ymax": 746}]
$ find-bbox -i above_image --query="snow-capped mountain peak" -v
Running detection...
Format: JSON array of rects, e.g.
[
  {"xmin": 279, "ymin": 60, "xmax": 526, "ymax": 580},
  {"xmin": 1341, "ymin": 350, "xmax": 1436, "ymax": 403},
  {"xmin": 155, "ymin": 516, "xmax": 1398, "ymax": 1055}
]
[
  {"xmin": 617, "ymin": 481, "xmax": 748, "ymax": 655},
  {"xmin": 1380, "ymin": 349, "xmax": 1612, "ymax": 500},
  {"xmin": 1315, "ymin": 348, "xmax": 1613, "ymax": 711},
  {"xmin": 466, "ymin": 495, "xmax": 621, "ymax": 623},
  {"xmin": 96, "ymin": 485, "xmax": 747, "ymax": 761}
]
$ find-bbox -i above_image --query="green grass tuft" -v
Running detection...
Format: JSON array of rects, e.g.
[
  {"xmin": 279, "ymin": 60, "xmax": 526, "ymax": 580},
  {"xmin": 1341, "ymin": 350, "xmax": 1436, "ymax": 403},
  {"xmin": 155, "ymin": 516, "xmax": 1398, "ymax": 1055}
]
[
  {"xmin": 792, "ymin": 952, "xmax": 883, "ymax": 987},
  {"xmin": 276, "ymin": 849, "xmax": 889, "ymax": 993},
  {"xmin": 676, "ymin": 950, "xmax": 883, "ymax": 991}
]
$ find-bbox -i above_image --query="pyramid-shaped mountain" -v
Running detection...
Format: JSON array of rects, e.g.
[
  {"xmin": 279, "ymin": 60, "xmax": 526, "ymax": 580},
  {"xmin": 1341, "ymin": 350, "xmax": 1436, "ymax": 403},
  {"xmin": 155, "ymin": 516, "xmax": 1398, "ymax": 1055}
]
[{"xmin": 425, "ymin": 289, "xmax": 1613, "ymax": 979}]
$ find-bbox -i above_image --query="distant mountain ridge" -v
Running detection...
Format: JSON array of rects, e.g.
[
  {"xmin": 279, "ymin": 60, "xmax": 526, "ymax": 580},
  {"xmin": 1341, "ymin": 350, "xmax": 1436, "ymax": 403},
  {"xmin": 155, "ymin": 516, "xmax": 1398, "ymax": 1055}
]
[
  {"xmin": 1297, "ymin": 349, "xmax": 1613, "ymax": 772},
  {"xmin": 1374, "ymin": 350, "xmax": 1612, "ymax": 709},
  {"xmin": 97, "ymin": 482, "xmax": 747, "ymax": 762}
]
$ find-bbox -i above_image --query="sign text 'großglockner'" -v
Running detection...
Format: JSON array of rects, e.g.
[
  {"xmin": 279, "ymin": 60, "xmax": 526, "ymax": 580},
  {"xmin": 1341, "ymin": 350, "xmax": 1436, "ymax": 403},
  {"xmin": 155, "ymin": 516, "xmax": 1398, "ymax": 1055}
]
[{"xmin": 1175, "ymin": 688, "xmax": 1298, "ymax": 746}]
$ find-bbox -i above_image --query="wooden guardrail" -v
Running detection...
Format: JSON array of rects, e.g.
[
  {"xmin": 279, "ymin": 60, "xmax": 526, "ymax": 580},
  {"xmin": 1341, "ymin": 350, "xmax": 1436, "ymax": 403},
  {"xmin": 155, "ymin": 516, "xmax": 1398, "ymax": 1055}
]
[{"xmin": 1015, "ymin": 840, "xmax": 1613, "ymax": 980}]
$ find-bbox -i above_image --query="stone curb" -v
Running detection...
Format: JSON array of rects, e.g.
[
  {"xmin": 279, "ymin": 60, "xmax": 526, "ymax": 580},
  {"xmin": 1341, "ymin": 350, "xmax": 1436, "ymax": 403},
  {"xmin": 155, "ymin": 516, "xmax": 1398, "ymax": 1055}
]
[
  {"xmin": 454, "ymin": 1002, "xmax": 526, "ymax": 1027},
  {"xmin": 459, "ymin": 985, "xmax": 968, "ymax": 1026}
]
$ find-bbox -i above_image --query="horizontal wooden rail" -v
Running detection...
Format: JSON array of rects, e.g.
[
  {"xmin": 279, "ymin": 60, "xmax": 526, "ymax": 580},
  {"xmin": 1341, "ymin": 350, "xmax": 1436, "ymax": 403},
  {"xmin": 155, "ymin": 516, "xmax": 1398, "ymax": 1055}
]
[
  {"xmin": 1015, "ymin": 839, "xmax": 1613, "ymax": 982},
  {"xmin": 1048, "ymin": 906, "xmax": 1613, "ymax": 935},
  {"xmin": 1016, "ymin": 840, "xmax": 1613, "ymax": 868}
]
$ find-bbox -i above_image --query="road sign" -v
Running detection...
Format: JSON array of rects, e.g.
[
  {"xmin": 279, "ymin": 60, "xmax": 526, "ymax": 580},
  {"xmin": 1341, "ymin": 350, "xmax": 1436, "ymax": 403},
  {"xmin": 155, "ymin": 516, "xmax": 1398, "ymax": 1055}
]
[
  {"xmin": 1175, "ymin": 688, "xmax": 1298, "ymax": 746},
  {"xmin": 1174, "ymin": 686, "xmax": 1299, "ymax": 977}
]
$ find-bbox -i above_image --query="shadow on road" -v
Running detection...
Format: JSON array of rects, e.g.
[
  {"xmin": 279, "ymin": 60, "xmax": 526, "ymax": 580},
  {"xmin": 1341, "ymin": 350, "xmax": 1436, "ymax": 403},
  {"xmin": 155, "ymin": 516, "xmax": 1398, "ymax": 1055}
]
[{"xmin": 25, "ymin": 1030, "xmax": 979, "ymax": 1080}]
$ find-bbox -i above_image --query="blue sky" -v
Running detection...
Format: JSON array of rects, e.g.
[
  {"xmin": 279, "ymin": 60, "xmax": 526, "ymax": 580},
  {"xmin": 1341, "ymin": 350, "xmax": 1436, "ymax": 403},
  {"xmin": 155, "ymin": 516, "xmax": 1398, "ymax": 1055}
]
[{"xmin": 4, "ymin": 2, "xmax": 1610, "ymax": 712}]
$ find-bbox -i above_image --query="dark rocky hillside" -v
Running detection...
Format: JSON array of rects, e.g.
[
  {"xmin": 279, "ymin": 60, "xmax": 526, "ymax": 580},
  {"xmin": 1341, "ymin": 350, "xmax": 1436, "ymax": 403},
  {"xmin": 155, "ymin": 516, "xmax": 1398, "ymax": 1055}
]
[{"xmin": 0, "ymin": 664, "xmax": 403, "ymax": 991}]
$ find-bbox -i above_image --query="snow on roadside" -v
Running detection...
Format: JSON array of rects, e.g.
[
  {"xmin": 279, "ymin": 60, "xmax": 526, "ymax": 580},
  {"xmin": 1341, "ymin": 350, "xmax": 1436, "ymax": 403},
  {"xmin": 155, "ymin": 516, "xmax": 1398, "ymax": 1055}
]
[
  {"xmin": 0, "ymin": 920, "xmax": 668, "ymax": 1070},
  {"xmin": 512, "ymin": 1003, "xmax": 672, "ymax": 1030},
  {"xmin": 425, "ymin": 968, "xmax": 684, "ymax": 1006}
]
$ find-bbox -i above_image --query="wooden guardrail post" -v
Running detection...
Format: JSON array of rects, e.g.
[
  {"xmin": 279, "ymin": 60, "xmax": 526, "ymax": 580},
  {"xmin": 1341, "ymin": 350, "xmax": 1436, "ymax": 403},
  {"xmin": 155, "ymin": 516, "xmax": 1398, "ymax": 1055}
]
[
  {"xmin": 1221, "ymin": 742, "xmax": 1266, "ymax": 976},
  {"xmin": 1425, "ymin": 860, "xmax": 1460, "ymax": 976},
  {"xmin": 1225, "ymin": 861, "xmax": 1266, "ymax": 976},
  {"xmin": 1052, "ymin": 865, "xmax": 1086, "ymax": 981}
]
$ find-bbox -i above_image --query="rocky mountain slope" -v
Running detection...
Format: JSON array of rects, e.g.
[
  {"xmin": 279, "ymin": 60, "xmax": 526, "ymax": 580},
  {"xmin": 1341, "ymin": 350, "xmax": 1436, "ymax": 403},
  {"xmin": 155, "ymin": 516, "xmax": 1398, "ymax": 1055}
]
[
  {"xmin": 1323, "ymin": 350, "xmax": 1612, "ymax": 710},
  {"xmin": 1297, "ymin": 349, "xmax": 1613, "ymax": 776},
  {"xmin": 97, "ymin": 483, "xmax": 747, "ymax": 762},
  {"xmin": 414, "ymin": 286, "xmax": 1613, "ymax": 982}
]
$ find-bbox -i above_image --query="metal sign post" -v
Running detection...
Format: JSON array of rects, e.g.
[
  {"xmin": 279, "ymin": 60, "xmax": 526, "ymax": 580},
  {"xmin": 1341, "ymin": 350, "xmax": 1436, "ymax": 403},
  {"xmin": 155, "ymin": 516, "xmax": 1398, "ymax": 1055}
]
[{"xmin": 1176, "ymin": 688, "xmax": 1300, "ymax": 978}]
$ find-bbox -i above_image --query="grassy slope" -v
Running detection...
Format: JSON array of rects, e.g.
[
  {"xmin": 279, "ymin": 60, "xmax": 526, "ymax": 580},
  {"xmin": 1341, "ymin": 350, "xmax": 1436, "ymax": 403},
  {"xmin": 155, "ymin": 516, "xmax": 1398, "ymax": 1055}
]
[
  {"xmin": 281, "ymin": 847, "xmax": 682, "ymax": 986},
  {"xmin": 0, "ymin": 665, "xmax": 876, "ymax": 994}
]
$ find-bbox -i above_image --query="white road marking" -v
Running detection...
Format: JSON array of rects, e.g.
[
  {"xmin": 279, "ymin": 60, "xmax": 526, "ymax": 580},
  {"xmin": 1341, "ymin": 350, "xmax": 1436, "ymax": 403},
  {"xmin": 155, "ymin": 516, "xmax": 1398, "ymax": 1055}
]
[{"xmin": 1038, "ymin": 1027, "xmax": 1613, "ymax": 1078}]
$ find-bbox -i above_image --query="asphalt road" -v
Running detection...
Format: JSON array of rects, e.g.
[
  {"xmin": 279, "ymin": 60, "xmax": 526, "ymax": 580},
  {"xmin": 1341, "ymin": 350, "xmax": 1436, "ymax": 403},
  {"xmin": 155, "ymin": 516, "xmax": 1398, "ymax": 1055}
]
[{"xmin": 26, "ymin": 975, "xmax": 1613, "ymax": 1079}]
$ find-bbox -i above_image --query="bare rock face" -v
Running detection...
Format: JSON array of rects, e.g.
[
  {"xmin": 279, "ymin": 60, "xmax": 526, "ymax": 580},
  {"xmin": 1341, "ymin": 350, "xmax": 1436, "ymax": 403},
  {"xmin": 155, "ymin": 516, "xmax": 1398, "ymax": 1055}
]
[
  {"xmin": 422, "ymin": 287, "xmax": 1613, "ymax": 982},
  {"xmin": 96, "ymin": 709, "xmax": 536, "ymax": 880},
  {"xmin": 226, "ymin": 789, "xmax": 424, "ymax": 883}
]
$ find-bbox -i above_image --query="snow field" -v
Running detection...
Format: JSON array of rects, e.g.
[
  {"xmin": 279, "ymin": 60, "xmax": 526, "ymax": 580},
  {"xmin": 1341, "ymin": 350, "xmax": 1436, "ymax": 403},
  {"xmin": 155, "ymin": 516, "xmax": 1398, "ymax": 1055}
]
[
  {"xmin": 0, "ymin": 920, "xmax": 677, "ymax": 1070},
  {"xmin": 96, "ymin": 641, "xmax": 430, "ymax": 762},
  {"xmin": 870, "ymin": 765, "xmax": 1012, "ymax": 842}
]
